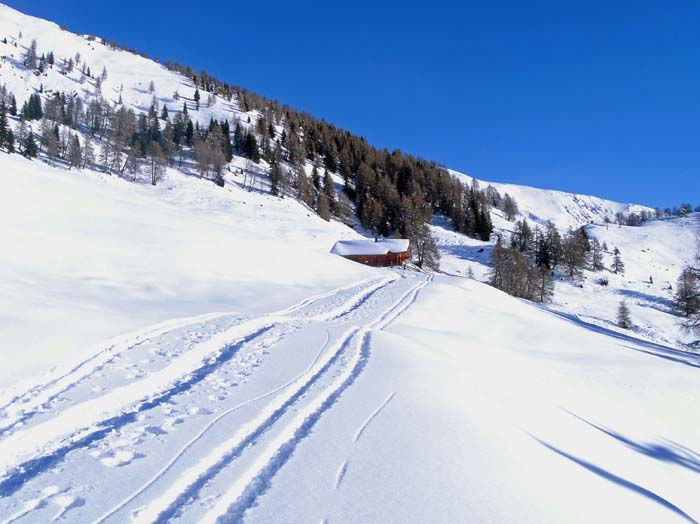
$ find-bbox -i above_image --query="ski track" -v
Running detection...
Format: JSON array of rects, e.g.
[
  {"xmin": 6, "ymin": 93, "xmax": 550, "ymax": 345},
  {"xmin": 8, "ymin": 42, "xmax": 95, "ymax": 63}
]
[
  {"xmin": 0, "ymin": 320, "xmax": 277, "ymax": 498},
  {"xmin": 0, "ymin": 311, "xmax": 233, "ymax": 420},
  {"xmin": 0, "ymin": 315, "xmax": 238, "ymax": 438},
  {"xmin": 334, "ymin": 461, "xmax": 348, "ymax": 491},
  {"xmin": 331, "ymin": 391, "xmax": 396, "ymax": 497},
  {"xmin": 0, "ymin": 275, "xmax": 385, "ymax": 434},
  {"xmin": 353, "ymin": 392, "xmax": 395, "ymax": 444},
  {"xmin": 130, "ymin": 326, "xmax": 361, "ymax": 524},
  {"xmin": 0, "ymin": 275, "xmax": 398, "ymax": 505},
  {"xmin": 195, "ymin": 274, "xmax": 432, "ymax": 524},
  {"xmin": 89, "ymin": 328, "xmax": 332, "ymax": 524}
]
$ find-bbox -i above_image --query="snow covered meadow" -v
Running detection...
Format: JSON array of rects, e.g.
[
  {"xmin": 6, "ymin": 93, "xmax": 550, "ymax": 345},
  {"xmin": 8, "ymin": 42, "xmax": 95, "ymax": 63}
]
[
  {"xmin": 0, "ymin": 3, "xmax": 699, "ymax": 523},
  {"xmin": 0, "ymin": 153, "xmax": 373, "ymax": 392}
]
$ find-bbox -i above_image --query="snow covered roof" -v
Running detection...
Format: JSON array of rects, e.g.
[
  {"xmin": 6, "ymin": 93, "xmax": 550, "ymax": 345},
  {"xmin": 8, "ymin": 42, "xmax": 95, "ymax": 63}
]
[{"xmin": 331, "ymin": 239, "xmax": 410, "ymax": 256}]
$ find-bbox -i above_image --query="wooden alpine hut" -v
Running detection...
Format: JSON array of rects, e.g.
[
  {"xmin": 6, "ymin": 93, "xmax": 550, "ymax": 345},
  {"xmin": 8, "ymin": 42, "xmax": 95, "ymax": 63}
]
[{"xmin": 330, "ymin": 239, "xmax": 411, "ymax": 267}]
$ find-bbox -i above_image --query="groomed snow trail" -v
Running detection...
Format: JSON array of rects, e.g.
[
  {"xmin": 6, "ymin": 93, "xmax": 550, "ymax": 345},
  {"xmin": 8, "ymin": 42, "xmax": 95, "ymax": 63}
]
[{"xmin": 0, "ymin": 272, "xmax": 427, "ymax": 524}]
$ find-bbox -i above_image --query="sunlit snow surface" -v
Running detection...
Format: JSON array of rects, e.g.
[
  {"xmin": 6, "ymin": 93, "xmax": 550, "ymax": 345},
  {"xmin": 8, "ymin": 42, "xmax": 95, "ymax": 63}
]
[{"xmin": 1, "ymin": 3, "xmax": 699, "ymax": 523}]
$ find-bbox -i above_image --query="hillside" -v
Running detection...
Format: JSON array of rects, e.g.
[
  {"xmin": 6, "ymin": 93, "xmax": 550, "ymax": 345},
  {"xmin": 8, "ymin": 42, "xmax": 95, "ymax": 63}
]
[
  {"xmin": 0, "ymin": 1, "xmax": 675, "ymax": 383},
  {"xmin": 0, "ymin": 152, "xmax": 374, "ymax": 392},
  {"xmin": 449, "ymin": 168, "xmax": 652, "ymax": 230},
  {"xmin": 435, "ymin": 211, "xmax": 700, "ymax": 349},
  {"xmin": 0, "ymin": 2, "xmax": 650, "ymax": 236}
]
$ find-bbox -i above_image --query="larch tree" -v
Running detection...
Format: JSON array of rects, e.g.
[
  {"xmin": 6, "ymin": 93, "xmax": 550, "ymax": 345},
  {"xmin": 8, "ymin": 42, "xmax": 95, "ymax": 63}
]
[
  {"xmin": 67, "ymin": 135, "xmax": 82, "ymax": 169},
  {"xmin": 322, "ymin": 170, "xmax": 337, "ymax": 212},
  {"xmin": 316, "ymin": 192, "xmax": 331, "ymax": 221},
  {"xmin": 147, "ymin": 141, "xmax": 166, "ymax": 185},
  {"xmin": 410, "ymin": 221, "xmax": 441, "ymax": 271},
  {"xmin": 502, "ymin": 193, "xmax": 518, "ymax": 221},
  {"xmin": 675, "ymin": 267, "xmax": 699, "ymax": 318},
  {"xmin": 24, "ymin": 39, "xmax": 38, "ymax": 69}
]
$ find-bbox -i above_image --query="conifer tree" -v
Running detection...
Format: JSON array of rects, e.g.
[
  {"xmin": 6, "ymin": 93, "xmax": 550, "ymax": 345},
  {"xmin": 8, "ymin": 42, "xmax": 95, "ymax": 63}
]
[
  {"xmin": 617, "ymin": 300, "xmax": 632, "ymax": 329},
  {"xmin": 147, "ymin": 141, "xmax": 166, "ymax": 185},
  {"xmin": 194, "ymin": 88, "xmax": 200, "ymax": 110},
  {"xmin": 295, "ymin": 165, "xmax": 314, "ymax": 207},
  {"xmin": 675, "ymin": 267, "xmax": 699, "ymax": 319},
  {"xmin": 590, "ymin": 239, "xmax": 604, "ymax": 271},
  {"xmin": 410, "ymin": 221, "xmax": 441, "ymax": 270},
  {"xmin": 535, "ymin": 265, "xmax": 554, "ymax": 303},
  {"xmin": 322, "ymin": 170, "xmax": 337, "ymax": 212},
  {"xmin": 23, "ymin": 131, "xmax": 38, "ymax": 158},
  {"xmin": 184, "ymin": 120, "xmax": 194, "ymax": 146},
  {"xmin": 561, "ymin": 228, "xmax": 587, "ymax": 277},
  {"xmin": 512, "ymin": 219, "xmax": 533, "ymax": 252},
  {"xmin": 502, "ymin": 193, "xmax": 518, "ymax": 221},
  {"xmin": 67, "ymin": 135, "xmax": 82, "ymax": 169},
  {"xmin": 5, "ymin": 129, "xmax": 14, "ymax": 153},
  {"xmin": 24, "ymin": 39, "xmax": 37, "ymax": 69},
  {"xmin": 0, "ymin": 101, "xmax": 8, "ymax": 149},
  {"xmin": 316, "ymin": 192, "xmax": 331, "ymax": 221},
  {"xmin": 270, "ymin": 160, "xmax": 283, "ymax": 197},
  {"xmin": 81, "ymin": 135, "xmax": 94, "ymax": 168},
  {"xmin": 612, "ymin": 247, "xmax": 625, "ymax": 275}
]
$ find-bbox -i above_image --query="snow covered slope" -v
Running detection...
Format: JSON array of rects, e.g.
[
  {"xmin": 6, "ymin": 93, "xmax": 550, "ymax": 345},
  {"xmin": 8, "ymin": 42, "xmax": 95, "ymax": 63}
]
[
  {"xmin": 553, "ymin": 214, "xmax": 700, "ymax": 348},
  {"xmin": 435, "ymin": 211, "xmax": 700, "ymax": 348},
  {"xmin": 1, "ymin": 5, "xmax": 699, "ymax": 524},
  {"xmin": 0, "ymin": 152, "xmax": 374, "ymax": 391},
  {"xmin": 0, "ymin": 3, "xmax": 247, "ymax": 135},
  {"xmin": 0, "ymin": 2, "xmax": 650, "ymax": 233},
  {"xmin": 1, "ymin": 274, "xmax": 699, "ymax": 524},
  {"xmin": 0, "ymin": 1, "xmax": 664, "ymax": 385},
  {"xmin": 449, "ymin": 168, "xmax": 652, "ymax": 231}
]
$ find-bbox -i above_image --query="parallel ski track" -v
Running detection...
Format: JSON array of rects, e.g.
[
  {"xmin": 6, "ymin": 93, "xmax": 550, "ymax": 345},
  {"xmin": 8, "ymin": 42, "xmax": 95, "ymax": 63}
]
[
  {"xmin": 88, "ymin": 327, "xmax": 333, "ymax": 524},
  {"xmin": 0, "ymin": 276, "xmax": 396, "ymax": 498},
  {"xmin": 135, "ymin": 274, "xmax": 431, "ymax": 524},
  {"xmin": 0, "ymin": 275, "xmax": 383, "ymax": 433}
]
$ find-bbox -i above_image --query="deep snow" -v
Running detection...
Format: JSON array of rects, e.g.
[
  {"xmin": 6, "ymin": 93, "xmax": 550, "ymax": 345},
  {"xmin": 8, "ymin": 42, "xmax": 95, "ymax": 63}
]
[
  {"xmin": 0, "ymin": 153, "xmax": 374, "ymax": 391},
  {"xmin": 0, "ymin": 3, "xmax": 699, "ymax": 524}
]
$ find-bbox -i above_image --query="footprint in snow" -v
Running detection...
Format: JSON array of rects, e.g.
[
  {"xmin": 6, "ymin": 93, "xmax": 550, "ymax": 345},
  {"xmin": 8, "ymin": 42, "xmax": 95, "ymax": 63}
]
[
  {"xmin": 100, "ymin": 449, "xmax": 143, "ymax": 467},
  {"xmin": 51, "ymin": 495, "xmax": 85, "ymax": 521}
]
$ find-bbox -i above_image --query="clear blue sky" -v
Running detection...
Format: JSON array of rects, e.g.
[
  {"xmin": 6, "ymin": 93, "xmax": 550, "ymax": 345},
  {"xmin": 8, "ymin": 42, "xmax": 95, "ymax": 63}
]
[{"xmin": 11, "ymin": 0, "xmax": 700, "ymax": 208}]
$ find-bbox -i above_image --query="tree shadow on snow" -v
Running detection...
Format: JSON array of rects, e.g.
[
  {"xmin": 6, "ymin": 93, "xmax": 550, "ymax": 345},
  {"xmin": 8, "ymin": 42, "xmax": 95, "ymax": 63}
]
[
  {"xmin": 565, "ymin": 410, "xmax": 700, "ymax": 474},
  {"xmin": 439, "ymin": 243, "xmax": 494, "ymax": 265},
  {"xmin": 543, "ymin": 309, "xmax": 700, "ymax": 369},
  {"xmin": 530, "ymin": 435, "xmax": 698, "ymax": 523},
  {"xmin": 616, "ymin": 288, "xmax": 676, "ymax": 315}
]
